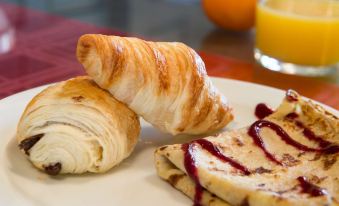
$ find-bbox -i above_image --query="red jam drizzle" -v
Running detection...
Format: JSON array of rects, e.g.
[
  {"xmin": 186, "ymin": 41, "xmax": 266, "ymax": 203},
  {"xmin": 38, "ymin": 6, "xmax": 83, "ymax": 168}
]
[
  {"xmin": 321, "ymin": 144, "xmax": 339, "ymax": 155},
  {"xmin": 286, "ymin": 113, "xmax": 339, "ymax": 155},
  {"xmin": 182, "ymin": 139, "xmax": 251, "ymax": 205},
  {"xmin": 286, "ymin": 90, "xmax": 298, "ymax": 102},
  {"xmin": 297, "ymin": 176, "xmax": 328, "ymax": 197},
  {"xmin": 255, "ymin": 103, "xmax": 274, "ymax": 119},
  {"xmin": 250, "ymin": 102, "xmax": 339, "ymax": 165},
  {"xmin": 182, "ymin": 143, "xmax": 203, "ymax": 206},
  {"xmin": 247, "ymin": 119, "xmax": 339, "ymax": 165},
  {"xmin": 195, "ymin": 139, "xmax": 251, "ymax": 175},
  {"xmin": 248, "ymin": 120, "xmax": 290, "ymax": 165},
  {"xmin": 285, "ymin": 112, "xmax": 299, "ymax": 119}
]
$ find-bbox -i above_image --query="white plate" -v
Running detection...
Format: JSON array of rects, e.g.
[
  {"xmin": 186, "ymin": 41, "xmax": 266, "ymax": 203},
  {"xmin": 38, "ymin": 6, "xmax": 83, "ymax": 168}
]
[{"xmin": 0, "ymin": 77, "xmax": 337, "ymax": 206}]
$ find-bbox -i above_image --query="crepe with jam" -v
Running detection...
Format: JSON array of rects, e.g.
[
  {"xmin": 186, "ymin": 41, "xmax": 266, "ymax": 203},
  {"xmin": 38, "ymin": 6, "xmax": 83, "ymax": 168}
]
[{"xmin": 154, "ymin": 90, "xmax": 338, "ymax": 206}]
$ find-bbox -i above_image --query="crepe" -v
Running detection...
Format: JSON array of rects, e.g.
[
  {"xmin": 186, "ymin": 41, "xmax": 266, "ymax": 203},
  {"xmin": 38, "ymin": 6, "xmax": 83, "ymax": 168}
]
[
  {"xmin": 17, "ymin": 76, "xmax": 140, "ymax": 175},
  {"xmin": 155, "ymin": 90, "xmax": 339, "ymax": 206},
  {"xmin": 76, "ymin": 34, "xmax": 233, "ymax": 135}
]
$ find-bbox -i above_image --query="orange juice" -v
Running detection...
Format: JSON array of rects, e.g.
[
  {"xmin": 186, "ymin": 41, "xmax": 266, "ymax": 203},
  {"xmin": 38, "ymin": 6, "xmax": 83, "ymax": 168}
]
[{"xmin": 256, "ymin": 0, "xmax": 339, "ymax": 66}]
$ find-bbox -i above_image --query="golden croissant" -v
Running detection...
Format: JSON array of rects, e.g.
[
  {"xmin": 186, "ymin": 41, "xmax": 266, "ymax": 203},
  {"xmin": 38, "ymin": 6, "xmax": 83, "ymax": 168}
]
[
  {"xmin": 76, "ymin": 34, "xmax": 233, "ymax": 135},
  {"xmin": 16, "ymin": 76, "xmax": 140, "ymax": 175}
]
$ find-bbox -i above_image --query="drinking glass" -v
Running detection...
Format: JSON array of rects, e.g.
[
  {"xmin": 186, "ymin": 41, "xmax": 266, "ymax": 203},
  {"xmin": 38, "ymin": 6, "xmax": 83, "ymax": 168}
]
[{"xmin": 255, "ymin": 0, "xmax": 339, "ymax": 76}]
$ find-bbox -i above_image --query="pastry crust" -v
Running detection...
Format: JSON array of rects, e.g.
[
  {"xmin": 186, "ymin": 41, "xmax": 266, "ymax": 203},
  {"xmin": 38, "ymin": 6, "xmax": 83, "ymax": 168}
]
[
  {"xmin": 16, "ymin": 76, "xmax": 140, "ymax": 175},
  {"xmin": 155, "ymin": 91, "xmax": 339, "ymax": 206},
  {"xmin": 76, "ymin": 34, "xmax": 233, "ymax": 135}
]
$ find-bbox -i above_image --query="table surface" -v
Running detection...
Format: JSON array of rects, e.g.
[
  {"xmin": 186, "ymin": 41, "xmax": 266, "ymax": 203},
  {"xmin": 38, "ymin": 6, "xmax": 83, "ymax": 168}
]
[{"xmin": 0, "ymin": 0, "xmax": 338, "ymax": 109}]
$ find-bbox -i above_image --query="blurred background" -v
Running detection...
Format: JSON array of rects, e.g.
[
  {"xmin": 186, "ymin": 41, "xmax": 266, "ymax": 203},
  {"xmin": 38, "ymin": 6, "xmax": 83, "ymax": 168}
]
[
  {"xmin": 0, "ymin": 0, "xmax": 338, "ymax": 108},
  {"xmin": 1, "ymin": 0, "xmax": 254, "ymax": 61}
]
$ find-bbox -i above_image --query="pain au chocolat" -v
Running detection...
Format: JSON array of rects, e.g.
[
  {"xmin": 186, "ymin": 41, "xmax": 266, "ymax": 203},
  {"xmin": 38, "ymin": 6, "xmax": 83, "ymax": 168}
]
[
  {"xmin": 16, "ymin": 76, "xmax": 140, "ymax": 175},
  {"xmin": 76, "ymin": 34, "xmax": 233, "ymax": 135},
  {"xmin": 155, "ymin": 90, "xmax": 339, "ymax": 206}
]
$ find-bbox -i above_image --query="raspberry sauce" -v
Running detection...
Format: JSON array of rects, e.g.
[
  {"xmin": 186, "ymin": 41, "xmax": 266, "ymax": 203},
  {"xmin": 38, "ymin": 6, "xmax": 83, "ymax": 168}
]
[
  {"xmin": 182, "ymin": 139, "xmax": 251, "ymax": 205},
  {"xmin": 248, "ymin": 119, "xmax": 339, "ymax": 165},
  {"xmin": 255, "ymin": 103, "xmax": 274, "ymax": 119},
  {"xmin": 297, "ymin": 176, "xmax": 328, "ymax": 197}
]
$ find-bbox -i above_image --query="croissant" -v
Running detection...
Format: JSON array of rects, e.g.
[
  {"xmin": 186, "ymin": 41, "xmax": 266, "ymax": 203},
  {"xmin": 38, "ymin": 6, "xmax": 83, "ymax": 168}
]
[
  {"xmin": 16, "ymin": 76, "xmax": 140, "ymax": 175},
  {"xmin": 76, "ymin": 34, "xmax": 233, "ymax": 135}
]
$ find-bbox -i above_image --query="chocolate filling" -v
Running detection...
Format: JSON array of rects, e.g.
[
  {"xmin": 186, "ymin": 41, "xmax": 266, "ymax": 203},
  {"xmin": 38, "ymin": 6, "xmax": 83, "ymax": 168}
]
[
  {"xmin": 44, "ymin": 162, "xmax": 62, "ymax": 176},
  {"xmin": 18, "ymin": 134, "xmax": 44, "ymax": 155}
]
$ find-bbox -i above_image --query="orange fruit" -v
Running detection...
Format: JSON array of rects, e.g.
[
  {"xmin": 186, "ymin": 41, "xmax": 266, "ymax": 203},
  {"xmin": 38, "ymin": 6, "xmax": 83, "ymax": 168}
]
[{"xmin": 202, "ymin": 0, "xmax": 256, "ymax": 31}]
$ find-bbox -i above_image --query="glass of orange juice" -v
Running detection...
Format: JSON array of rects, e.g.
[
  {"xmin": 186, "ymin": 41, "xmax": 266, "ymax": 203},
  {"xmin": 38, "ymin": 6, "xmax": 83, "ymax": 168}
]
[{"xmin": 255, "ymin": 0, "xmax": 339, "ymax": 76}]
